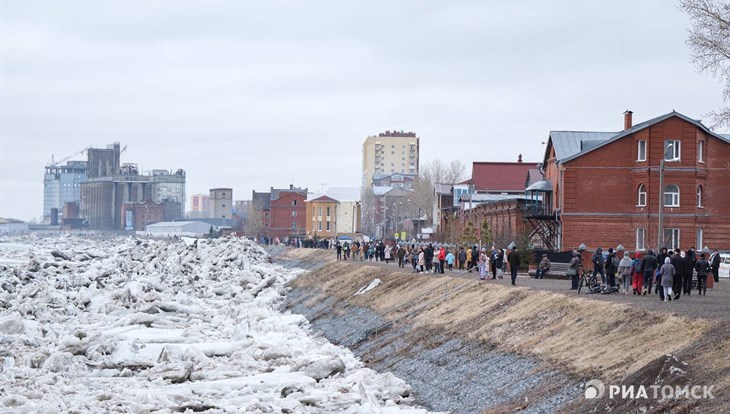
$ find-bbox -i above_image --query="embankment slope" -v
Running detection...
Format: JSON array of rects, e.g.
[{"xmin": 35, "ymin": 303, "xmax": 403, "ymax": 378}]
[{"xmin": 279, "ymin": 249, "xmax": 729, "ymax": 413}]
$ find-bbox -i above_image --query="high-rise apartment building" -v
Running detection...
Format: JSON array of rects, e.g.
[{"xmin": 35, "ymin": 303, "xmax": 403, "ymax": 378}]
[
  {"xmin": 362, "ymin": 130, "xmax": 419, "ymax": 188},
  {"xmin": 43, "ymin": 160, "xmax": 87, "ymax": 223}
]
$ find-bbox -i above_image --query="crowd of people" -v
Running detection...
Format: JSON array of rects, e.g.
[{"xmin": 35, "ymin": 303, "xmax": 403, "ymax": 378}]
[
  {"xmin": 565, "ymin": 246, "xmax": 722, "ymax": 300},
  {"xmin": 333, "ymin": 241, "xmax": 523, "ymax": 285},
  {"xmin": 276, "ymin": 237, "xmax": 721, "ymax": 299}
]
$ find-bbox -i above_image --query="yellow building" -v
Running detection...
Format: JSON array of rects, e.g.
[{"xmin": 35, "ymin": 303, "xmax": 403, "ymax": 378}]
[
  {"xmin": 362, "ymin": 131, "xmax": 419, "ymax": 188},
  {"xmin": 305, "ymin": 196, "xmax": 338, "ymax": 238}
]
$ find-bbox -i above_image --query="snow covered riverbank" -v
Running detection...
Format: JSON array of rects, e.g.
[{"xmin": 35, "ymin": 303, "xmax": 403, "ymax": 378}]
[{"xmin": 0, "ymin": 235, "xmax": 432, "ymax": 413}]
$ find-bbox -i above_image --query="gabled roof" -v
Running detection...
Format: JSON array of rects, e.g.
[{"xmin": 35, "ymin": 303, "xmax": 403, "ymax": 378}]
[
  {"xmin": 547, "ymin": 131, "xmax": 616, "ymax": 164},
  {"xmin": 383, "ymin": 186, "xmax": 410, "ymax": 197},
  {"xmin": 306, "ymin": 195, "xmax": 338, "ymax": 203},
  {"xmin": 372, "ymin": 186, "xmax": 392, "ymax": 196},
  {"xmin": 526, "ymin": 169, "xmax": 542, "ymax": 188},
  {"xmin": 271, "ymin": 186, "xmax": 308, "ymax": 201},
  {"xmin": 550, "ymin": 111, "xmax": 730, "ymax": 165},
  {"xmin": 471, "ymin": 162, "xmax": 537, "ymax": 192}
]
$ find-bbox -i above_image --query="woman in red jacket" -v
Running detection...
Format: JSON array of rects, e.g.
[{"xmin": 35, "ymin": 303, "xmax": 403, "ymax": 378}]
[{"xmin": 437, "ymin": 246, "xmax": 447, "ymax": 274}]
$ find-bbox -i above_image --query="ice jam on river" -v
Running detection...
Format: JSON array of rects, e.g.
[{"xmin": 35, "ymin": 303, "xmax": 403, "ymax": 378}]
[{"xmin": 0, "ymin": 235, "xmax": 432, "ymax": 413}]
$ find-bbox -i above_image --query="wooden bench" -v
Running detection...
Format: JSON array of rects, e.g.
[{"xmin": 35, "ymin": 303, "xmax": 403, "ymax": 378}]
[{"xmin": 528, "ymin": 262, "xmax": 572, "ymax": 279}]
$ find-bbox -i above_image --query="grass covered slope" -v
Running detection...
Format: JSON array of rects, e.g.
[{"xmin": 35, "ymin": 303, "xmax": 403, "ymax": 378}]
[{"xmin": 285, "ymin": 253, "xmax": 729, "ymax": 413}]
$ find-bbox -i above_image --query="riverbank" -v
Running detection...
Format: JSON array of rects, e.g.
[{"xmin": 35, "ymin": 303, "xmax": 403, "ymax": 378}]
[{"xmin": 277, "ymin": 248, "xmax": 730, "ymax": 413}]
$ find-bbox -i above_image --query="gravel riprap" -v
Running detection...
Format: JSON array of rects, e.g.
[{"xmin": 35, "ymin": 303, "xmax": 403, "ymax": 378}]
[{"xmin": 283, "ymin": 285, "xmax": 579, "ymax": 414}]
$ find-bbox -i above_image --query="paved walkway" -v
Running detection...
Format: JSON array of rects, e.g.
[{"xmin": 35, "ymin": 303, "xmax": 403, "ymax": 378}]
[{"xmin": 335, "ymin": 256, "xmax": 729, "ymax": 321}]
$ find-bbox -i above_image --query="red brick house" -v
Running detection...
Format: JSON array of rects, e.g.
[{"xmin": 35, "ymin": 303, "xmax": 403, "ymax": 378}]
[
  {"xmin": 532, "ymin": 111, "xmax": 730, "ymax": 252},
  {"xmin": 251, "ymin": 185, "xmax": 309, "ymax": 238}
]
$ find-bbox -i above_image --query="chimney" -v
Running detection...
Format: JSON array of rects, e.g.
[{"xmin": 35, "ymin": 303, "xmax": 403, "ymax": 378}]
[
  {"xmin": 518, "ymin": 154, "xmax": 523, "ymax": 163},
  {"xmin": 624, "ymin": 110, "xmax": 633, "ymax": 130},
  {"xmin": 289, "ymin": 184, "xmax": 294, "ymax": 190}
]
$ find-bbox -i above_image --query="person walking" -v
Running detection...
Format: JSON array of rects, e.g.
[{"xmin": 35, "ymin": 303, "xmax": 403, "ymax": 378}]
[
  {"xmin": 424, "ymin": 244, "xmax": 434, "ymax": 273},
  {"xmin": 490, "ymin": 246, "xmax": 498, "ymax": 279},
  {"xmin": 605, "ymin": 248, "xmax": 618, "ymax": 288},
  {"xmin": 478, "ymin": 249, "xmax": 488, "ymax": 280},
  {"xmin": 568, "ymin": 249, "xmax": 581, "ymax": 290},
  {"xmin": 496, "ymin": 248, "xmax": 505, "ymax": 279},
  {"xmin": 618, "ymin": 251, "xmax": 632, "ymax": 294},
  {"xmin": 417, "ymin": 248, "xmax": 425, "ymax": 273},
  {"xmin": 670, "ymin": 249, "xmax": 685, "ymax": 300},
  {"xmin": 592, "ymin": 247, "xmax": 606, "ymax": 285},
  {"xmin": 466, "ymin": 246, "xmax": 473, "ymax": 272},
  {"xmin": 695, "ymin": 253, "xmax": 711, "ymax": 295},
  {"xmin": 438, "ymin": 245, "xmax": 446, "ymax": 274},
  {"xmin": 336, "ymin": 242, "xmax": 342, "ymax": 260},
  {"xmin": 446, "ymin": 249, "xmax": 455, "ymax": 271},
  {"xmin": 641, "ymin": 249, "xmax": 658, "ymax": 296},
  {"xmin": 631, "ymin": 251, "xmax": 643, "ymax": 295},
  {"xmin": 508, "ymin": 246, "xmax": 520, "ymax": 286},
  {"xmin": 458, "ymin": 247, "xmax": 466, "ymax": 271},
  {"xmin": 410, "ymin": 245, "xmax": 419, "ymax": 272},
  {"xmin": 710, "ymin": 249, "xmax": 721, "ymax": 285},
  {"xmin": 683, "ymin": 248, "xmax": 697, "ymax": 295},
  {"xmin": 659, "ymin": 257, "xmax": 675, "ymax": 301}
]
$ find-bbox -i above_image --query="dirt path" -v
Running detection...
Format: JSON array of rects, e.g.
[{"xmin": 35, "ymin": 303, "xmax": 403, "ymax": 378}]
[{"xmin": 321, "ymin": 255, "xmax": 729, "ymax": 321}]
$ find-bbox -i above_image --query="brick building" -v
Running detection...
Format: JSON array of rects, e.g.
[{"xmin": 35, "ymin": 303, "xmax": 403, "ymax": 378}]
[
  {"xmin": 251, "ymin": 185, "xmax": 309, "ymax": 239},
  {"xmin": 533, "ymin": 110, "xmax": 730, "ymax": 252},
  {"xmin": 441, "ymin": 197, "xmax": 529, "ymax": 246},
  {"xmin": 121, "ymin": 201, "xmax": 165, "ymax": 231},
  {"xmin": 305, "ymin": 196, "xmax": 338, "ymax": 238}
]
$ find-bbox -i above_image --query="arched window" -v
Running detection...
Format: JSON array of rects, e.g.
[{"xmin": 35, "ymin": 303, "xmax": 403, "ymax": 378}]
[
  {"xmin": 697, "ymin": 185, "xmax": 703, "ymax": 208},
  {"xmin": 664, "ymin": 184, "xmax": 680, "ymax": 207},
  {"xmin": 637, "ymin": 184, "xmax": 647, "ymax": 207}
]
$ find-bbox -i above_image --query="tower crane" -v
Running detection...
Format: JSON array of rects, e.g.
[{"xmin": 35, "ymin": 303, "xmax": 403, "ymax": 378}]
[{"xmin": 48, "ymin": 146, "xmax": 91, "ymax": 167}]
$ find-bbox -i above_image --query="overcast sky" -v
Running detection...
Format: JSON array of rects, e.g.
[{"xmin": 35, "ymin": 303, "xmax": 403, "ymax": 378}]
[{"xmin": 0, "ymin": 0, "xmax": 725, "ymax": 221}]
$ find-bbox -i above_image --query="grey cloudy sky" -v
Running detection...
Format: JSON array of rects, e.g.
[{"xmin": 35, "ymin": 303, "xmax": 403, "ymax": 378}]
[{"xmin": 0, "ymin": 0, "xmax": 725, "ymax": 221}]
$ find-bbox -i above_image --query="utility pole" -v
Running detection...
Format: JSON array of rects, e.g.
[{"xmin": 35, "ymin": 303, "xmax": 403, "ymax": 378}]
[{"xmin": 657, "ymin": 143, "xmax": 673, "ymax": 251}]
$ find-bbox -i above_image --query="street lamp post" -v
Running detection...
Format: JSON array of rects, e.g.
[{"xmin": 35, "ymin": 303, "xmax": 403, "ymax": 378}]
[{"xmin": 657, "ymin": 143, "xmax": 673, "ymax": 251}]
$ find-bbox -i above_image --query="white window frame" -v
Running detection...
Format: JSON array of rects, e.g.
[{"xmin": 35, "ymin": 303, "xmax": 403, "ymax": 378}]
[
  {"xmin": 664, "ymin": 228, "xmax": 680, "ymax": 250},
  {"xmin": 664, "ymin": 140, "xmax": 681, "ymax": 162},
  {"xmin": 637, "ymin": 140, "xmax": 647, "ymax": 161},
  {"xmin": 326, "ymin": 207, "xmax": 331, "ymax": 217},
  {"xmin": 317, "ymin": 221, "xmax": 322, "ymax": 231},
  {"xmin": 291, "ymin": 210, "xmax": 297, "ymax": 217},
  {"xmin": 696, "ymin": 228, "xmax": 703, "ymax": 250},
  {"xmin": 326, "ymin": 221, "xmax": 331, "ymax": 231},
  {"xmin": 637, "ymin": 184, "xmax": 647, "ymax": 207},
  {"xmin": 664, "ymin": 184, "xmax": 680, "ymax": 207},
  {"xmin": 697, "ymin": 185, "xmax": 703, "ymax": 208},
  {"xmin": 697, "ymin": 141, "xmax": 704, "ymax": 163},
  {"xmin": 636, "ymin": 228, "xmax": 646, "ymax": 251},
  {"xmin": 318, "ymin": 206, "xmax": 322, "ymax": 217}
]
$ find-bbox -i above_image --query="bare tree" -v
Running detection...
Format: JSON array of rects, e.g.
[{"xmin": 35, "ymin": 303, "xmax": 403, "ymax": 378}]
[
  {"xmin": 246, "ymin": 201, "xmax": 265, "ymax": 239},
  {"xmin": 360, "ymin": 186, "xmax": 376, "ymax": 236},
  {"xmin": 408, "ymin": 159, "xmax": 467, "ymax": 223},
  {"xmin": 680, "ymin": 0, "xmax": 730, "ymax": 128}
]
